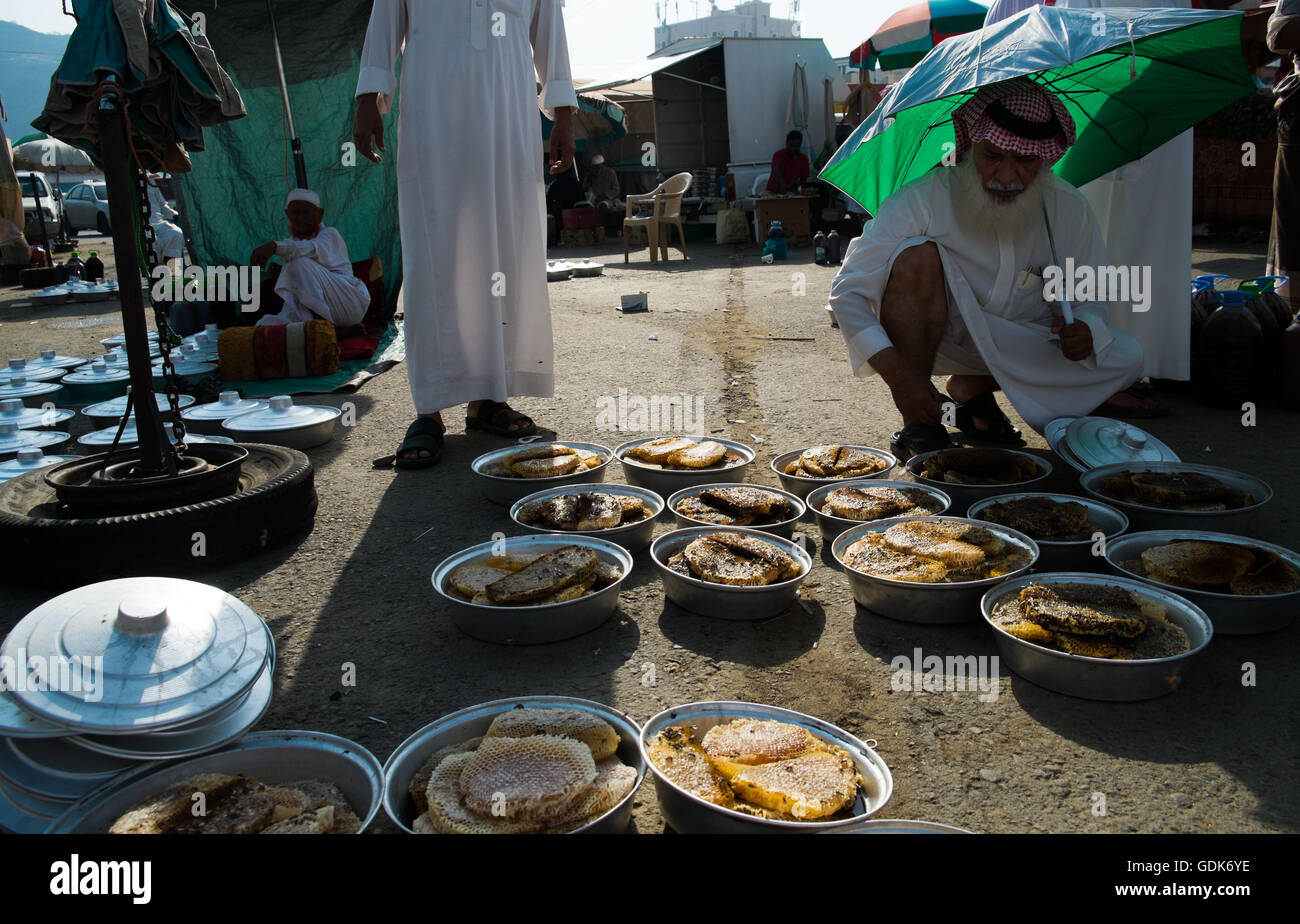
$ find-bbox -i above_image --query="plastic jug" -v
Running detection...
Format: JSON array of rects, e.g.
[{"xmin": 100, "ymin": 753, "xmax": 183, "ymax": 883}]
[
  {"xmin": 83, "ymin": 251, "xmax": 104, "ymax": 282},
  {"xmin": 64, "ymin": 251, "xmax": 84, "ymax": 280},
  {"xmin": 813, "ymin": 231, "xmax": 827, "ymax": 265},
  {"xmin": 826, "ymin": 230, "xmax": 841, "ymax": 265},
  {"xmin": 1195, "ymin": 288, "xmax": 1264, "ymax": 406}
]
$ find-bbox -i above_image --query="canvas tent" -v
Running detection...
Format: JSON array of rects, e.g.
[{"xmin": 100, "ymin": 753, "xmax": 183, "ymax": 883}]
[{"xmin": 170, "ymin": 0, "xmax": 402, "ymax": 313}]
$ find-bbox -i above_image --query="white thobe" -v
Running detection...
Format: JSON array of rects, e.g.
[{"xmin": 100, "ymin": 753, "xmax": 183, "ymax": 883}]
[
  {"xmin": 256, "ymin": 226, "xmax": 371, "ymax": 328},
  {"xmin": 986, "ymin": 0, "xmax": 1194, "ymax": 380},
  {"xmin": 147, "ymin": 184, "xmax": 184, "ymax": 262},
  {"xmin": 356, "ymin": 0, "xmax": 578, "ymax": 413},
  {"xmin": 828, "ymin": 167, "xmax": 1144, "ymax": 433}
]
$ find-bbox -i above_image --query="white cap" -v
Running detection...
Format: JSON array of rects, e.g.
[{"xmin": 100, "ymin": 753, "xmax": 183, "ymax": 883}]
[
  {"xmin": 591, "ymin": 154, "xmax": 605, "ymax": 165},
  {"xmin": 285, "ymin": 188, "xmax": 321, "ymax": 208}
]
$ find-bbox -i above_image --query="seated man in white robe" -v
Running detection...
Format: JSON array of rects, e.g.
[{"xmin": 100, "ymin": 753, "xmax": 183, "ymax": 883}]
[
  {"xmin": 828, "ymin": 78, "xmax": 1144, "ymax": 460},
  {"xmin": 250, "ymin": 188, "xmax": 371, "ymax": 328}
]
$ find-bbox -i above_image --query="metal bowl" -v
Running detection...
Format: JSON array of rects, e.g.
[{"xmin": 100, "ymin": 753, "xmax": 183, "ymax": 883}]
[
  {"xmin": 649, "ymin": 526, "xmax": 812, "ymax": 620},
  {"xmin": 906, "ymin": 448, "xmax": 1052, "ymax": 514},
  {"xmin": 615, "ymin": 436, "xmax": 755, "ymax": 496},
  {"xmin": 981, "ymin": 572, "xmax": 1213, "ymax": 701},
  {"xmin": 1079, "ymin": 461, "xmax": 1273, "ymax": 534},
  {"xmin": 509, "ymin": 483, "xmax": 663, "ymax": 553},
  {"xmin": 967, "ymin": 493, "xmax": 1129, "ymax": 573},
  {"xmin": 432, "ymin": 533, "xmax": 633, "ymax": 645},
  {"xmin": 471, "ymin": 441, "xmax": 613, "ymax": 507},
  {"xmin": 382, "ymin": 695, "xmax": 645, "ymax": 834},
  {"xmin": 640, "ymin": 701, "xmax": 893, "ymax": 833},
  {"xmin": 221, "ymin": 397, "xmax": 340, "ymax": 449},
  {"xmin": 46, "ymin": 730, "xmax": 386, "ymax": 833},
  {"xmin": 832, "ymin": 516, "xmax": 1039, "ymax": 624},
  {"xmin": 769, "ymin": 445, "xmax": 897, "ymax": 500},
  {"xmin": 1105, "ymin": 530, "xmax": 1300, "ymax": 635},
  {"xmin": 546, "ymin": 261, "xmax": 574, "ymax": 281},
  {"xmin": 806, "ymin": 479, "xmax": 952, "ymax": 543},
  {"xmin": 665, "ymin": 483, "xmax": 806, "ymax": 539}
]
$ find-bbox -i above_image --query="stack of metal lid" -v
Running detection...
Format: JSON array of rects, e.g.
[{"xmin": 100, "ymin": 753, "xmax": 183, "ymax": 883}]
[
  {"xmin": 1044, "ymin": 416, "xmax": 1180, "ymax": 473},
  {"xmin": 0, "ymin": 578, "xmax": 275, "ymax": 832},
  {"xmin": 101, "ymin": 330, "xmax": 159, "ymax": 349},
  {"xmin": 60, "ymin": 361, "xmax": 131, "ymax": 404}
]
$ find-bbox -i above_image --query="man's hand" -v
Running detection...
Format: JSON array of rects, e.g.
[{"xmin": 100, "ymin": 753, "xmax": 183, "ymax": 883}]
[
  {"xmin": 1052, "ymin": 317, "xmax": 1093, "ymax": 362},
  {"xmin": 250, "ymin": 242, "xmax": 277, "ymax": 267},
  {"xmin": 888, "ymin": 370, "xmax": 947, "ymax": 426},
  {"xmin": 548, "ymin": 106, "xmax": 576, "ymax": 175},
  {"xmin": 353, "ymin": 93, "xmax": 385, "ymax": 164}
]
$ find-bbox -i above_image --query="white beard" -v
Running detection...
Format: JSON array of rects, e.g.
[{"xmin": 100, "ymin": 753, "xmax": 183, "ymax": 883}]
[{"xmin": 951, "ymin": 156, "xmax": 1046, "ymax": 236}]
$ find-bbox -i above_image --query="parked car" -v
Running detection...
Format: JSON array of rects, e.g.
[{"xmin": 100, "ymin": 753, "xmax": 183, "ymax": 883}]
[
  {"xmin": 18, "ymin": 171, "xmax": 70, "ymax": 241},
  {"xmin": 64, "ymin": 181, "xmax": 112, "ymax": 234}
]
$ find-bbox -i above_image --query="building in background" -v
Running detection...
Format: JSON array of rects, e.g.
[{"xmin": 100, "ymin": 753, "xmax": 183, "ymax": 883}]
[{"xmin": 654, "ymin": 1, "xmax": 800, "ymax": 50}]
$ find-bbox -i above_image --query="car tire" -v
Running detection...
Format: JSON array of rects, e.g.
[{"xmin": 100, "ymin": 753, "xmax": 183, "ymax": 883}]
[
  {"xmin": 97, "ymin": 213, "xmax": 111, "ymax": 235},
  {"xmin": 0, "ymin": 443, "xmax": 316, "ymax": 585}
]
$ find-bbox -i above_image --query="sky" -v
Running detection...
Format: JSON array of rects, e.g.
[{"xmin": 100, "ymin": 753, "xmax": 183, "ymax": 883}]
[{"xmin": 1, "ymin": 0, "xmax": 994, "ymax": 74}]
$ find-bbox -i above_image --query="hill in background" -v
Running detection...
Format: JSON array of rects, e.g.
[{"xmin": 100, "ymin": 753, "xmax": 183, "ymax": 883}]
[{"xmin": 1, "ymin": 21, "xmax": 70, "ymax": 141}]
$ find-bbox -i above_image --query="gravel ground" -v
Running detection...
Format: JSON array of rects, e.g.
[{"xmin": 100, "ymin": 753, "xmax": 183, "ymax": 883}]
[{"xmin": 1, "ymin": 231, "xmax": 1297, "ymax": 834}]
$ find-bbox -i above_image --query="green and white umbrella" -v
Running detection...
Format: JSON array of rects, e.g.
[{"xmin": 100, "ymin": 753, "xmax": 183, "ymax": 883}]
[{"xmin": 821, "ymin": 6, "xmax": 1257, "ymax": 215}]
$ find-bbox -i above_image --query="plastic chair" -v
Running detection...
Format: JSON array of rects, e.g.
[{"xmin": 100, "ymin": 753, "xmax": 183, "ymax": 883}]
[{"xmin": 623, "ymin": 172, "xmax": 692, "ymax": 264}]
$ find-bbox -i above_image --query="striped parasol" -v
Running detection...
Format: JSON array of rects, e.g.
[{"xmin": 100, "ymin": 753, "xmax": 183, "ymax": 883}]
[{"xmin": 850, "ymin": 0, "xmax": 990, "ymax": 71}]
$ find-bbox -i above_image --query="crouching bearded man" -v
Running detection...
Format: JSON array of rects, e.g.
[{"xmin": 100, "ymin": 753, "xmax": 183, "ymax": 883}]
[{"xmin": 827, "ymin": 77, "xmax": 1144, "ymax": 460}]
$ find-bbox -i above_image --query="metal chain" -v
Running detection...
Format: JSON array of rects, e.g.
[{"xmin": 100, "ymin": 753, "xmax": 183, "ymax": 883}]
[{"xmin": 135, "ymin": 167, "xmax": 187, "ymax": 451}]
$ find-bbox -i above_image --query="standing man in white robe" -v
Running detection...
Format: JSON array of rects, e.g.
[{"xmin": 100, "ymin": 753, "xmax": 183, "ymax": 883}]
[
  {"xmin": 984, "ymin": 0, "xmax": 1185, "ymax": 414},
  {"xmin": 250, "ymin": 189, "xmax": 371, "ymax": 328},
  {"xmin": 353, "ymin": 0, "xmax": 577, "ymax": 468},
  {"xmin": 828, "ymin": 78, "xmax": 1144, "ymax": 460}
]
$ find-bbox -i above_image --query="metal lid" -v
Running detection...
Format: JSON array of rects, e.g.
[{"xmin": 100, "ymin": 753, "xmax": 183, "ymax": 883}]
[
  {"xmin": 1064, "ymin": 416, "xmax": 1180, "ymax": 470},
  {"xmin": 223, "ymin": 395, "xmax": 341, "ymax": 433},
  {"xmin": 82, "ymin": 392, "xmax": 196, "ymax": 420},
  {"xmin": 101, "ymin": 331, "xmax": 158, "ymax": 347},
  {"xmin": 78, "ymin": 424, "xmax": 232, "ymax": 447},
  {"xmin": 62, "ymin": 362, "xmax": 131, "ymax": 385},
  {"xmin": 0, "ymin": 737, "xmax": 134, "ymax": 801},
  {"xmin": 5, "ymin": 359, "xmax": 64, "ymax": 383},
  {"xmin": 70, "ymin": 658, "xmax": 274, "ymax": 760},
  {"xmin": 0, "ymin": 425, "xmax": 69, "ymax": 454},
  {"xmin": 28, "ymin": 351, "xmax": 87, "ymax": 370},
  {"xmin": 0, "ymin": 400, "xmax": 75, "ymax": 428},
  {"xmin": 0, "ymin": 451, "xmax": 79, "ymax": 483},
  {"xmin": 1, "ymin": 577, "xmax": 272, "ymax": 734},
  {"xmin": 182, "ymin": 391, "xmax": 269, "ymax": 423},
  {"xmin": 0, "ymin": 690, "xmax": 71, "ymax": 739},
  {"xmin": 151, "ymin": 359, "xmax": 216, "ymax": 377},
  {"xmin": 0, "ymin": 378, "xmax": 62, "ymax": 400}
]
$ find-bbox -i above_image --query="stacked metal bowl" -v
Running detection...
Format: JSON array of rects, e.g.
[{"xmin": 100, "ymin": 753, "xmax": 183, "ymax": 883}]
[{"xmin": 0, "ymin": 578, "xmax": 276, "ymax": 832}]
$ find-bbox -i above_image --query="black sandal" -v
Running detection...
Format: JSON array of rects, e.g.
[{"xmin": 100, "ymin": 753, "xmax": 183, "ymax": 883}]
[
  {"xmin": 890, "ymin": 422, "xmax": 951, "ymax": 462},
  {"xmin": 393, "ymin": 417, "xmax": 445, "ymax": 469},
  {"xmin": 465, "ymin": 400, "xmax": 537, "ymax": 437},
  {"xmin": 954, "ymin": 392, "xmax": 1023, "ymax": 445}
]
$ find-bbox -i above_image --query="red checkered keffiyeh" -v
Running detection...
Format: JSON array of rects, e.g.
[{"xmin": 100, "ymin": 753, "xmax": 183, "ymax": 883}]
[{"xmin": 953, "ymin": 77, "xmax": 1076, "ymax": 165}]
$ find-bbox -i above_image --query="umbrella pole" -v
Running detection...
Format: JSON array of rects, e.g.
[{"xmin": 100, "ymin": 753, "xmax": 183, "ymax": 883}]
[
  {"xmin": 96, "ymin": 83, "xmax": 172, "ymax": 476},
  {"xmin": 267, "ymin": 0, "xmax": 308, "ymax": 189}
]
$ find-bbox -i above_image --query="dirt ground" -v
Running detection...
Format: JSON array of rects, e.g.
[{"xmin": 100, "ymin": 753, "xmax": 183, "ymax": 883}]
[{"xmin": 1, "ymin": 230, "xmax": 1297, "ymax": 835}]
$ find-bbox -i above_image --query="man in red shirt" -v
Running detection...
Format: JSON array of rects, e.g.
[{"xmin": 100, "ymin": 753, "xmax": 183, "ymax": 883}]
[{"xmin": 766, "ymin": 130, "xmax": 810, "ymax": 193}]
